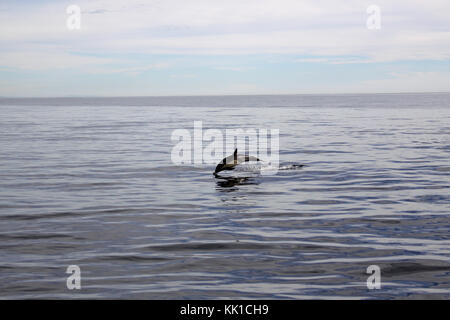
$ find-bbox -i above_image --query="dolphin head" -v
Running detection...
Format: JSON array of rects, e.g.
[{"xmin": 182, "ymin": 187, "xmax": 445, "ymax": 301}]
[
  {"xmin": 214, "ymin": 161, "xmax": 226, "ymax": 174},
  {"xmin": 214, "ymin": 148, "xmax": 238, "ymax": 175}
]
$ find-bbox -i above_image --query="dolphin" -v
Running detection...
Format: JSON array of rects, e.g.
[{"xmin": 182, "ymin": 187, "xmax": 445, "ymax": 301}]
[{"xmin": 214, "ymin": 149, "xmax": 260, "ymax": 175}]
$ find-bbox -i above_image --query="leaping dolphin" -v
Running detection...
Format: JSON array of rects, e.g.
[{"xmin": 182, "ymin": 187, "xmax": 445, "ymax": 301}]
[{"xmin": 214, "ymin": 149, "xmax": 260, "ymax": 175}]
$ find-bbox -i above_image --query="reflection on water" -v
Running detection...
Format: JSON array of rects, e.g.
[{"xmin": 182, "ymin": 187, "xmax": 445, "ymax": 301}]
[
  {"xmin": 215, "ymin": 175, "xmax": 260, "ymax": 190},
  {"xmin": 0, "ymin": 94, "xmax": 449, "ymax": 299},
  {"xmin": 214, "ymin": 163, "xmax": 304, "ymax": 190}
]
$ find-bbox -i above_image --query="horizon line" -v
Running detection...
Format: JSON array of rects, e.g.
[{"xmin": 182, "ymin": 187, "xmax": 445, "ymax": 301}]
[{"xmin": 1, "ymin": 91, "xmax": 450, "ymax": 99}]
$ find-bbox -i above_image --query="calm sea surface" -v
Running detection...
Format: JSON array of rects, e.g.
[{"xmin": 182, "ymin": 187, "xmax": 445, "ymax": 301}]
[{"xmin": 0, "ymin": 93, "xmax": 449, "ymax": 299}]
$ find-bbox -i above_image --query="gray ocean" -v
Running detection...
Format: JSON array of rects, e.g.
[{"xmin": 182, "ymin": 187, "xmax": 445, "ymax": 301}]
[{"xmin": 0, "ymin": 93, "xmax": 449, "ymax": 299}]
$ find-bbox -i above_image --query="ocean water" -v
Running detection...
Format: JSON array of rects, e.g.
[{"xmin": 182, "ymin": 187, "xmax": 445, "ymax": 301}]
[{"xmin": 0, "ymin": 93, "xmax": 449, "ymax": 299}]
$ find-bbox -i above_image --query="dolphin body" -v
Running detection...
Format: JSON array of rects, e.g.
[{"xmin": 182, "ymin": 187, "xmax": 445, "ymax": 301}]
[{"xmin": 214, "ymin": 149, "xmax": 260, "ymax": 175}]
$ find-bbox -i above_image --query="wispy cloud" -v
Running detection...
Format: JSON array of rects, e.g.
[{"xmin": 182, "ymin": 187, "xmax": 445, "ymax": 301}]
[
  {"xmin": 352, "ymin": 71, "xmax": 450, "ymax": 93},
  {"xmin": 88, "ymin": 62, "xmax": 171, "ymax": 75},
  {"xmin": 169, "ymin": 74, "xmax": 197, "ymax": 78},
  {"xmin": 0, "ymin": 0, "xmax": 449, "ymax": 95},
  {"xmin": 2, "ymin": 0, "xmax": 449, "ymax": 60},
  {"xmin": 213, "ymin": 66, "xmax": 250, "ymax": 71},
  {"xmin": 0, "ymin": 52, "xmax": 116, "ymax": 70}
]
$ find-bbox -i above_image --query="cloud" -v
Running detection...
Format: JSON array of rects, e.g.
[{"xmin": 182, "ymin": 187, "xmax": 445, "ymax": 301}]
[
  {"xmin": 303, "ymin": 71, "xmax": 450, "ymax": 94},
  {"xmin": 1, "ymin": 0, "xmax": 449, "ymax": 62},
  {"xmin": 169, "ymin": 74, "xmax": 197, "ymax": 78},
  {"xmin": 88, "ymin": 62, "xmax": 171, "ymax": 75},
  {"xmin": 0, "ymin": 52, "xmax": 116, "ymax": 70},
  {"xmin": 354, "ymin": 71, "xmax": 450, "ymax": 93},
  {"xmin": 213, "ymin": 66, "xmax": 250, "ymax": 71},
  {"xmin": 295, "ymin": 57, "xmax": 374, "ymax": 64},
  {"xmin": 0, "ymin": 51, "xmax": 170, "ymax": 74},
  {"xmin": 0, "ymin": 0, "xmax": 450, "ymax": 95}
]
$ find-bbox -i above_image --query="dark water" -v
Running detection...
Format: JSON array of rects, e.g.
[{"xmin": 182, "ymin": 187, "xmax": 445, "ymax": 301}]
[{"xmin": 0, "ymin": 93, "xmax": 449, "ymax": 299}]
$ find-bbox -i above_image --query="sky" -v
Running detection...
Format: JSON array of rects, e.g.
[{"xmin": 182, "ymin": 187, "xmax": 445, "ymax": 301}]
[{"xmin": 0, "ymin": 0, "xmax": 450, "ymax": 97}]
